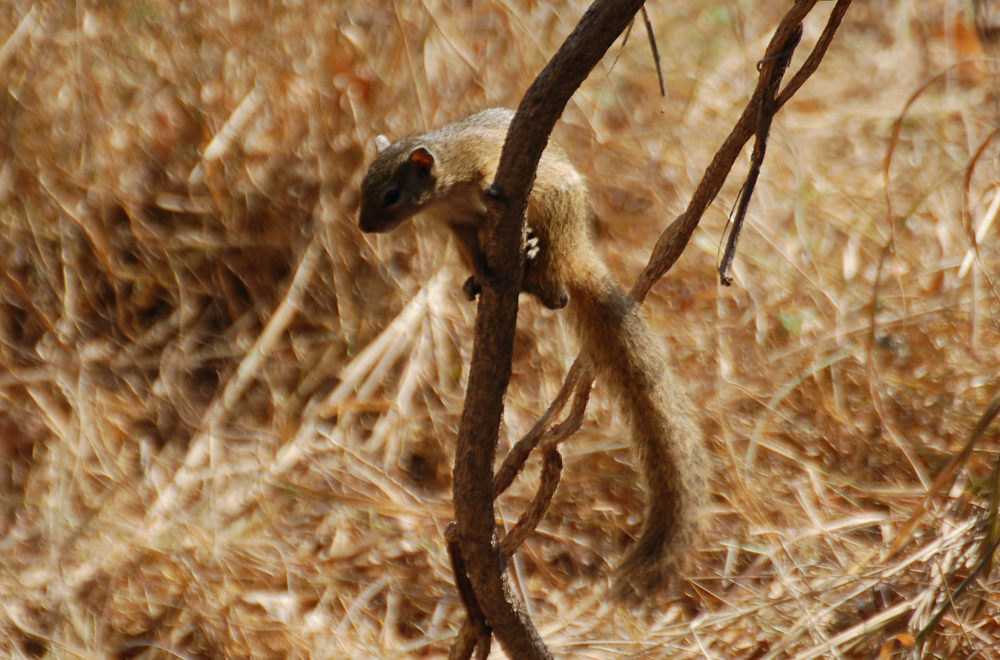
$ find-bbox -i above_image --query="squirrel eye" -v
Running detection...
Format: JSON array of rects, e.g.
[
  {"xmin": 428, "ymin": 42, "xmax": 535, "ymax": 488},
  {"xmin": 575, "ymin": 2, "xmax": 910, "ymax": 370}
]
[{"xmin": 382, "ymin": 186, "xmax": 400, "ymax": 206}]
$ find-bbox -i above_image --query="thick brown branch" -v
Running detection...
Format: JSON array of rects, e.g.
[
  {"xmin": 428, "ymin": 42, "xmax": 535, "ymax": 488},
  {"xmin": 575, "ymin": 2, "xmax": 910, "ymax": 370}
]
[{"xmin": 451, "ymin": 1, "xmax": 647, "ymax": 658}]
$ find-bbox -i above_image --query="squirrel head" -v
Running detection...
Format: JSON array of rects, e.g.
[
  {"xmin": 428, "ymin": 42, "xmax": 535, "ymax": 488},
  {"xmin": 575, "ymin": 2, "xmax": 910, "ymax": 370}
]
[{"xmin": 359, "ymin": 136, "xmax": 437, "ymax": 234}]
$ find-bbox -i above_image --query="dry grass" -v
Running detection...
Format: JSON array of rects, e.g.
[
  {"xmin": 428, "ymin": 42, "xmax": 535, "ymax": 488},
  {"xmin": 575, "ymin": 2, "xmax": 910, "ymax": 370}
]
[{"xmin": 1, "ymin": 0, "xmax": 999, "ymax": 657}]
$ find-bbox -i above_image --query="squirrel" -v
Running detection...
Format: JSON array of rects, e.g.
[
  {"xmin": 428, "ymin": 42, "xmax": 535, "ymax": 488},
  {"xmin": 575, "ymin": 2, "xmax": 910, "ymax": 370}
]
[{"xmin": 358, "ymin": 108, "xmax": 709, "ymax": 598}]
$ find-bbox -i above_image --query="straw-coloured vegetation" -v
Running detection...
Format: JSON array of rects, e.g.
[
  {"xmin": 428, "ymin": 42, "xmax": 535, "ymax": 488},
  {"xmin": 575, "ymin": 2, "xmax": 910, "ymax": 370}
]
[{"xmin": 1, "ymin": 0, "xmax": 998, "ymax": 657}]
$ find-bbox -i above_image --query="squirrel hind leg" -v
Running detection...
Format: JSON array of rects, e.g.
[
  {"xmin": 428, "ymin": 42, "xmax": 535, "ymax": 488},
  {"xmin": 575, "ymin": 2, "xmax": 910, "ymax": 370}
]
[
  {"xmin": 521, "ymin": 252, "xmax": 568, "ymax": 310},
  {"xmin": 459, "ymin": 272, "xmax": 568, "ymax": 309},
  {"xmin": 524, "ymin": 276, "xmax": 569, "ymax": 309}
]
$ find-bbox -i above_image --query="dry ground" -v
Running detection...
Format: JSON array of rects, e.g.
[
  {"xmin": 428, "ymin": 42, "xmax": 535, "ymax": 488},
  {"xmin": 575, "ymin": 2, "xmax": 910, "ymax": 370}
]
[{"xmin": 1, "ymin": 0, "xmax": 999, "ymax": 658}]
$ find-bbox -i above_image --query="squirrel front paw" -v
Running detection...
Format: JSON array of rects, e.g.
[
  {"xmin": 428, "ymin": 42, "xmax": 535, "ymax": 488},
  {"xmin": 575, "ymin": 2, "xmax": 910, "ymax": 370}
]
[{"xmin": 462, "ymin": 276, "xmax": 482, "ymax": 301}]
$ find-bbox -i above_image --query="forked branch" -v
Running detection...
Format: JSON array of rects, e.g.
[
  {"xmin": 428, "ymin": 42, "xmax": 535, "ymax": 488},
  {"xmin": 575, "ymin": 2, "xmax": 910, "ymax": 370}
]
[
  {"xmin": 448, "ymin": 1, "xmax": 853, "ymax": 658},
  {"xmin": 450, "ymin": 1, "xmax": 649, "ymax": 657}
]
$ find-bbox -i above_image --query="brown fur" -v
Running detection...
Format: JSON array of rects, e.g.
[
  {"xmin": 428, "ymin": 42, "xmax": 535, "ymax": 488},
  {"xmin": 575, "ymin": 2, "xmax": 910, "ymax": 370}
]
[{"xmin": 358, "ymin": 108, "xmax": 709, "ymax": 597}]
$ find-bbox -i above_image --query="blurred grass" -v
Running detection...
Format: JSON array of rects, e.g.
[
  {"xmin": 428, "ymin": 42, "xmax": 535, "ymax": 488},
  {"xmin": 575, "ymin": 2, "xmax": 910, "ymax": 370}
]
[{"xmin": 1, "ymin": 0, "xmax": 999, "ymax": 657}]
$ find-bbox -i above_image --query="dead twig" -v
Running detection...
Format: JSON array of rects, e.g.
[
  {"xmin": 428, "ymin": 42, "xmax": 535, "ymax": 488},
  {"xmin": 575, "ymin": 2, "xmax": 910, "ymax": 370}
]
[
  {"xmin": 493, "ymin": 359, "xmax": 589, "ymax": 497},
  {"xmin": 631, "ymin": 0, "xmax": 852, "ymax": 303},
  {"xmin": 641, "ymin": 7, "xmax": 666, "ymax": 98},
  {"xmin": 718, "ymin": 23, "xmax": 802, "ymax": 285}
]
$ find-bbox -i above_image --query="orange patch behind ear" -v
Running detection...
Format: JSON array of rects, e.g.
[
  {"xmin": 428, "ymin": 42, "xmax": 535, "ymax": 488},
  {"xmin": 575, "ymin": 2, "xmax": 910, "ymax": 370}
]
[{"xmin": 409, "ymin": 147, "xmax": 435, "ymax": 172}]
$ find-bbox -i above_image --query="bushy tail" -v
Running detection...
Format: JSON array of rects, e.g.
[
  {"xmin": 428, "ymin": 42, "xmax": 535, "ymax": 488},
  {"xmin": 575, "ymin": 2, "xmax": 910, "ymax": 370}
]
[{"xmin": 567, "ymin": 271, "xmax": 709, "ymax": 598}]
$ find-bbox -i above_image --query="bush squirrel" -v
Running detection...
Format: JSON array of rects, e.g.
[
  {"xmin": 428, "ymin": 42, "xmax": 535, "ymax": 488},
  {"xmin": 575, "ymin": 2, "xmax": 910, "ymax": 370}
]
[{"xmin": 358, "ymin": 108, "xmax": 709, "ymax": 597}]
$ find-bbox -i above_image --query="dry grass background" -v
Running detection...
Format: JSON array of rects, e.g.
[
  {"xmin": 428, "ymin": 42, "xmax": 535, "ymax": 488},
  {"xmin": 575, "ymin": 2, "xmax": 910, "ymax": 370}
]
[{"xmin": 1, "ymin": 0, "xmax": 999, "ymax": 657}]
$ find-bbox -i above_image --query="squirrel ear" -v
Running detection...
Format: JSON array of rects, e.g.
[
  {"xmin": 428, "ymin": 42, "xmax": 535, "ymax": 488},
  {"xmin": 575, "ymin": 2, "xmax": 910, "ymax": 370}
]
[
  {"xmin": 409, "ymin": 146, "xmax": 435, "ymax": 174},
  {"xmin": 374, "ymin": 135, "xmax": 391, "ymax": 153}
]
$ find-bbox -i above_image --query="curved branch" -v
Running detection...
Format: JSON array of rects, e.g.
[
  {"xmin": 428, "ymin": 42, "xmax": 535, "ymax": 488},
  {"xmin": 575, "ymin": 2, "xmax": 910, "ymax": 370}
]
[{"xmin": 451, "ymin": 1, "xmax": 647, "ymax": 657}]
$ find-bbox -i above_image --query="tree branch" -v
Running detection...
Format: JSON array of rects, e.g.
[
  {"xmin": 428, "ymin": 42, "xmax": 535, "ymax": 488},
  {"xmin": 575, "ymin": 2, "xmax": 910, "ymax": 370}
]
[
  {"xmin": 451, "ymin": 1, "xmax": 647, "ymax": 657},
  {"xmin": 451, "ymin": 1, "xmax": 853, "ymax": 656},
  {"xmin": 630, "ymin": 0, "xmax": 852, "ymax": 301}
]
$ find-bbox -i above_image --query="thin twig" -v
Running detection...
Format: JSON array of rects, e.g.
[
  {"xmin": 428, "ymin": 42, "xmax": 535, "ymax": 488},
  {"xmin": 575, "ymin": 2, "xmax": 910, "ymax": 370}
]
[
  {"xmin": 447, "ymin": 523, "xmax": 491, "ymax": 660},
  {"xmin": 718, "ymin": 24, "xmax": 802, "ymax": 285},
  {"xmin": 493, "ymin": 359, "xmax": 588, "ymax": 496},
  {"xmin": 641, "ymin": 7, "xmax": 666, "ymax": 97},
  {"xmin": 500, "ymin": 448, "xmax": 563, "ymax": 557}
]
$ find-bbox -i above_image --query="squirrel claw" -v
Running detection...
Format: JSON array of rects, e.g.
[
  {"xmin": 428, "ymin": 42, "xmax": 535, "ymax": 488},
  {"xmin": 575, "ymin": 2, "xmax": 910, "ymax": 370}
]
[{"xmin": 525, "ymin": 225, "xmax": 541, "ymax": 261}]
